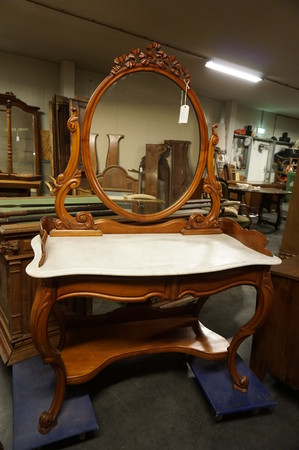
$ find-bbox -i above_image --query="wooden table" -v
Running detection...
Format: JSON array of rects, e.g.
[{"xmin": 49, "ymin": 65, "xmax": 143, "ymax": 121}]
[
  {"xmin": 228, "ymin": 185, "xmax": 290, "ymax": 229},
  {"xmin": 0, "ymin": 176, "xmax": 42, "ymax": 197},
  {"xmin": 250, "ymin": 255, "xmax": 299, "ymax": 389},
  {"xmin": 26, "ymin": 219, "xmax": 280, "ymax": 433}
]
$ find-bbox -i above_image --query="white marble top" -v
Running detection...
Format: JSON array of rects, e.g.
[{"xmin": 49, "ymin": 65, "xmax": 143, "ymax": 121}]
[{"xmin": 26, "ymin": 233, "xmax": 281, "ymax": 279}]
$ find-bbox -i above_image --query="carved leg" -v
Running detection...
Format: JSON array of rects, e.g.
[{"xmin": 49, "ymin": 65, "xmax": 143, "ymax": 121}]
[
  {"xmin": 227, "ymin": 271, "xmax": 273, "ymax": 392},
  {"xmin": 38, "ymin": 361, "xmax": 67, "ymax": 434},
  {"xmin": 30, "ymin": 280, "xmax": 66, "ymax": 434},
  {"xmin": 275, "ymin": 197, "xmax": 282, "ymax": 230}
]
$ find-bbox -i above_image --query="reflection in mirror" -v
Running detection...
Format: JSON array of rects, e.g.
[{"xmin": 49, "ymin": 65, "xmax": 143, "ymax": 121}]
[{"xmin": 90, "ymin": 72, "xmax": 200, "ymax": 215}]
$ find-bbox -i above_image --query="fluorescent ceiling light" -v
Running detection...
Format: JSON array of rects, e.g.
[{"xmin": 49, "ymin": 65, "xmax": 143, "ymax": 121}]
[
  {"xmin": 205, "ymin": 60, "xmax": 262, "ymax": 83},
  {"xmin": 257, "ymin": 127, "xmax": 265, "ymax": 134}
]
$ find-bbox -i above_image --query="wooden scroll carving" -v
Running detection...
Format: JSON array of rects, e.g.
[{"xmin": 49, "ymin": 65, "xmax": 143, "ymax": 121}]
[
  {"xmin": 182, "ymin": 125, "xmax": 222, "ymax": 234},
  {"xmin": 41, "ymin": 109, "xmax": 101, "ymax": 243}
]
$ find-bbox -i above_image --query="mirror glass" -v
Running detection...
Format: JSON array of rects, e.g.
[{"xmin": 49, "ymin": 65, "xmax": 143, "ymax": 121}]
[
  {"xmin": 11, "ymin": 106, "xmax": 36, "ymax": 174},
  {"xmin": 89, "ymin": 71, "xmax": 200, "ymax": 215}
]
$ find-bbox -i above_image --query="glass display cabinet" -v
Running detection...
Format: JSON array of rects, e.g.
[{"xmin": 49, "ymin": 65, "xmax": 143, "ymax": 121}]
[
  {"xmin": 26, "ymin": 43, "xmax": 280, "ymax": 434},
  {"xmin": 0, "ymin": 92, "xmax": 41, "ymax": 196}
]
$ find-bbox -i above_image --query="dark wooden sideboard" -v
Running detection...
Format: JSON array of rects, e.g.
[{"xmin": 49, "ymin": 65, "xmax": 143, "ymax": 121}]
[
  {"xmin": 250, "ymin": 255, "xmax": 299, "ymax": 389},
  {"xmin": 0, "ymin": 219, "xmax": 55, "ymax": 364}
]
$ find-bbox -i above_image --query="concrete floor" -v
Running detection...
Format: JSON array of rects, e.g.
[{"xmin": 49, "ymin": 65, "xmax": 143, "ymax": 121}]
[{"xmin": 1, "ymin": 207, "xmax": 299, "ymax": 450}]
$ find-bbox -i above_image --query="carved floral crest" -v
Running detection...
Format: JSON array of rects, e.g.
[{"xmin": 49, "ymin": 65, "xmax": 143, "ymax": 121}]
[{"xmin": 110, "ymin": 42, "xmax": 191, "ymax": 85}]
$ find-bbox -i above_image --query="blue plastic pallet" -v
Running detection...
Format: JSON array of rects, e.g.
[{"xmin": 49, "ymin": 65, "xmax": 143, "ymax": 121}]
[
  {"xmin": 188, "ymin": 354, "xmax": 277, "ymax": 419},
  {"xmin": 13, "ymin": 356, "xmax": 98, "ymax": 450}
]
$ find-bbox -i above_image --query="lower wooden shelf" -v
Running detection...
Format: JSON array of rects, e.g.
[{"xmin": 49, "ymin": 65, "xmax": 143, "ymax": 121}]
[{"xmin": 62, "ymin": 317, "xmax": 229, "ymax": 384}]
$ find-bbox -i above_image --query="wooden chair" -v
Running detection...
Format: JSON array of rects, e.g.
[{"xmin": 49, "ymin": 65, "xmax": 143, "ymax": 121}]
[
  {"xmin": 97, "ymin": 165, "xmax": 139, "ymax": 194},
  {"xmin": 218, "ymin": 178, "xmax": 252, "ymax": 229}
]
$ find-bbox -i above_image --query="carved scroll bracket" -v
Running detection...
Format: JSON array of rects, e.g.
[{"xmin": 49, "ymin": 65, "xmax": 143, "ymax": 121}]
[
  {"xmin": 182, "ymin": 125, "xmax": 222, "ymax": 235},
  {"xmin": 48, "ymin": 108, "xmax": 100, "ymax": 237}
]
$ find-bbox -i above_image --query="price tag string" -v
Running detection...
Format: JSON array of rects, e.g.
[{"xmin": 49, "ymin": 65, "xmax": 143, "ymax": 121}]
[{"xmin": 181, "ymin": 80, "xmax": 190, "ymax": 106}]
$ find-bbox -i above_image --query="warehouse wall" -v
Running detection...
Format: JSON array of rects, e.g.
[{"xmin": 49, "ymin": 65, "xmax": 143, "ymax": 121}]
[{"xmin": 0, "ymin": 51, "xmax": 298, "ymax": 182}]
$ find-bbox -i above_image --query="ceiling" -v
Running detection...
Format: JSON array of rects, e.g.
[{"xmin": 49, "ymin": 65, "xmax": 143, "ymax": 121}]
[{"xmin": 1, "ymin": 0, "xmax": 299, "ymax": 118}]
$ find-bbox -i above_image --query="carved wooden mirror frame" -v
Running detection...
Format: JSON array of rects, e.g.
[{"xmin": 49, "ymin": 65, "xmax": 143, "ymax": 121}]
[{"xmin": 40, "ymin": 43, "xmax": 222, "ymax": 241}]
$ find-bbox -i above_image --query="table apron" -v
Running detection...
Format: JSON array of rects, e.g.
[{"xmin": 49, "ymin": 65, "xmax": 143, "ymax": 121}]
[{"xmin": 54, "ymin": 266, "xmax": 268, "ymax": 303}]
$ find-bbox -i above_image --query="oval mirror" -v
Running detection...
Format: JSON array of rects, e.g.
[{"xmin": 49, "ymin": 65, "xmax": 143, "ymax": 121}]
[{"xmin": 81, "ymin": 63, "xmax": 208, "ymax": 222}]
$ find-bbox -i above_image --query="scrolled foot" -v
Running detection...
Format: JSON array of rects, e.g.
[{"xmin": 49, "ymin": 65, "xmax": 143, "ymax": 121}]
[
  {"xmin": 233, "ymin": 374, "xmax": 249, "ymax": 393},
  {"xmin": 38, "ymin": 411, "xmax": 57, "ymax": 434}
]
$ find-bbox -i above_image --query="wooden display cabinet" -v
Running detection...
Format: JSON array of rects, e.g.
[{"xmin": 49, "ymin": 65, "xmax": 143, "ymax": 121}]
[{"xmin": 0, "ymin": 92, "xmax": 42, "ymax": 196}]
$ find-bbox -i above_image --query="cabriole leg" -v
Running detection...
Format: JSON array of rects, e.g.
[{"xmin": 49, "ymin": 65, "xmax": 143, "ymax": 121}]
[
  {"xmin": 30, "ymin": 279, "xmax": 66, "ymax": 434},
  {"xmin": 227, "ymin": 271, "xmax": 273, "ymax": 392}
]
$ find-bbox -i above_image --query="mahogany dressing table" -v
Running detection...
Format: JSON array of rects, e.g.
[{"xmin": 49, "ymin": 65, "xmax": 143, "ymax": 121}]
[{"xmin": 26, "ymin": 43, "xmax": 280, "ymax": 434}]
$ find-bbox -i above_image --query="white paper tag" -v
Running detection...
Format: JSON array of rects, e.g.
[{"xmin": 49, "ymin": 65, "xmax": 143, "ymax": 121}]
[{"xmin": 179, "ymin": 104, "xmax": 189, "ymax": 124}]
